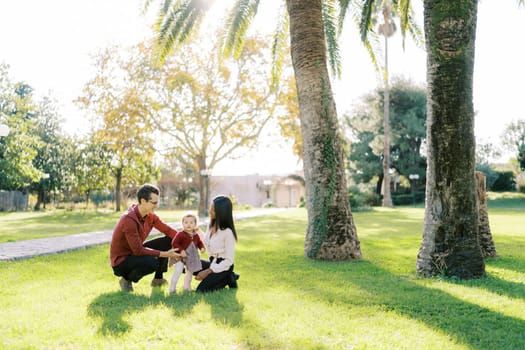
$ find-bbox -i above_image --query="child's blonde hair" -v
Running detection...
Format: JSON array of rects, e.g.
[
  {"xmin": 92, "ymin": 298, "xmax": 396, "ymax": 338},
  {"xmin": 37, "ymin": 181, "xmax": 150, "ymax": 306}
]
[{"xmin": 182, "ymin": 212, "xmax": 198, "ymax": 224}]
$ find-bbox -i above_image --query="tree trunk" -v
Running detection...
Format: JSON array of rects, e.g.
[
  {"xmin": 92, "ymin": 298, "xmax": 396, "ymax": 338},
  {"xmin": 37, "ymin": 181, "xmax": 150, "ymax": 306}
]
[
  {"xmin": 197, "ymin": 156, "xmax": 208, "ymax": 218},
  {"xmin": 115, "ymin": 167, "xmax": 122, "ymax": 212},
  {"xmin": 416, "ymin": 0, "xmax": 484, "ymax": 278},
  {"xmin": 286, "ymin": 0, "xmax": 361, "ymax": 260},
  {"xmin": 382, "ymin": 34, "xmax": 393, "ymax": 207},
  {"xmin": 85, "ymin": 190, "xmax": 91, "ymax": 210},
  {"xmin": 475, "ymin": 171, "xmax": 497, "ymax": 257}
]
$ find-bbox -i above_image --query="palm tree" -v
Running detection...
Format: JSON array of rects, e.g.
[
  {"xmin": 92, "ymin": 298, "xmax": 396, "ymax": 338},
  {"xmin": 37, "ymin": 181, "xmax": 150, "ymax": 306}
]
[
  {"xmin": 286, "ymin": 0, "xmax": 360, "ymax": 259},
  {"xmin": 351, "ymin": 0, "xmax": 423, "ymax": 207},
  {"xmin": 377, "ymin": 1, "xmax": 395, "ymax": 207},
  {"xmin": 415, "ymin": 0, "xmax": 485, "ymax": 278},
  {"xmin": 146, "ymin": 0, "xmax": 361, "ymax": 260}
]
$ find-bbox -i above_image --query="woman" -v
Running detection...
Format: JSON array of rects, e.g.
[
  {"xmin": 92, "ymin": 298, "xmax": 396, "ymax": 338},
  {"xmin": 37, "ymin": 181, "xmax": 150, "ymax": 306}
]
[{"xmin": 195, "ymin": 195, "xmax": 239, "ymax": 292}]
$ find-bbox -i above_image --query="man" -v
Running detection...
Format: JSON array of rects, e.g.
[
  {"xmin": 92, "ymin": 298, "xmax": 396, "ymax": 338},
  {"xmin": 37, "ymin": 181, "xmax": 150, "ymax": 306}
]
[{"xmin": 110, "ymin": 184, "xmax": 180, "ymax": 292}]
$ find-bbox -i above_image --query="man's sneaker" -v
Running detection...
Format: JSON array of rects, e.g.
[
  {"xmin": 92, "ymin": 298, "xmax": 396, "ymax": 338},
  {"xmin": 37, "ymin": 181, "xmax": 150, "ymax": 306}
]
[
  {"xmin": 119, "ymin": 277, "xmax": 133, "ymax": 292},
  {"xmin": 228, "ymin": 272, "xmax": 239, "ymax": 288},
  {"xmin": 150, "ymin": 278, "xmax": 168, "ymax": 287}
]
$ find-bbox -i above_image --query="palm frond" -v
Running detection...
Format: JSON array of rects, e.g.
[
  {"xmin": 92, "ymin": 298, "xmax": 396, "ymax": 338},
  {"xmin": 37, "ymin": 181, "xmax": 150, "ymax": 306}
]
[
  {"xmin": 406, "ymin": 15, "xmax": 424, "ymax": 49},
  {"xmin": 270, "ymin": 2, "xmax": 289, "ymax": 91},
  {"xmin": 322, "ymin": 0, "xmax": 342, "ymax": 77},
  {"xmin": 346, "ymin": 0, "xmax": 380, "ymax": 73},
  {"xmin": 337, "ymin": 0, "xmax": 352, "ymax": 33},
  {"xmin": 362, "ymin": 34, "xmax": 381, "ymax": 74},
  {"xmin": 397, "ymin": 0, "xmax": 410, "ymax": 41},
  {"xmin": 222, "ymin": 0, "xmax": 260, "ymax": 58},
  {"xmin": 143, "ymin": 0, "xmax": 172, "ymax": 14},
  {"xmin": 360, "ymin": 0, "xmax": 377, "ymax": 42},
  {"xmin": 391, "ymin": 0, "xmax": 424, "ymax": 49},
  {"xmin": 153, "ymin": 0, "xmax": 214, "ymax": 63}
]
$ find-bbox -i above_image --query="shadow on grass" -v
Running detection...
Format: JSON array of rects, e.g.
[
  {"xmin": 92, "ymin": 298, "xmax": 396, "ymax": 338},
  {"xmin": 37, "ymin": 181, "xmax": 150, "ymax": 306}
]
[
  {"xmin": 87, "ymin": 287, "xmax": 243, "ymax": 336},
  {"xmin": 294, "ymin": 258, "xmax": 525, "ymax": 350},
  {"xmin": 451, "ymin": 271, "xmax": 525, "ymax": 303}
]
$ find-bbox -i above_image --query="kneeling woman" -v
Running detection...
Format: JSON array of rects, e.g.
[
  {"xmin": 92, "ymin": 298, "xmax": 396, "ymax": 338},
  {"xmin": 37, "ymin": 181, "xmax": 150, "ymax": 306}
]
[{"xmin": 195, "ymin": 195, "xmax": 239, "ymax": 292}]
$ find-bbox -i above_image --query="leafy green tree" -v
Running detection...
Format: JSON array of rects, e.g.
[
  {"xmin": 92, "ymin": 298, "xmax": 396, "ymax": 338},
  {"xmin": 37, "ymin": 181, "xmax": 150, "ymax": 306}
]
[
  {"xmin": 354, "ymin": 0, "xmax": 423, "ymax": 207},
  {"xmin": 0, "ymin": 64, "xmax": 83, "ymax": 209},
  {"xmin": 0, "ymin": 66, "xmax": 43, "ymax": 191},
  {"xmin": 28, "ymin": 96, "xmax": 77, "ymax": 210},
  {"xmin": 149, "ymin": 36, "xmax": 282, "ymax": 216},
  {"xmin": 147, "ymin": 0, "xmax": 362, "ymax": 260},
  {"xmin": 388, "ymin": 80, "xmax": 427, "ymax": 179},
  {"xmin": 71, "ymin": 134, "xmax": 113, "ymax": 208},
  {"xmin": 346, "ymin": 78, "xmax": 426, "ymax": 194},
  {"xmin": 501, "ymin": 119, "xmax": 525, "ymax": 171},
  {"xmin": 77, "ymin": 45, "xmax": 160, "ymax": 211}
]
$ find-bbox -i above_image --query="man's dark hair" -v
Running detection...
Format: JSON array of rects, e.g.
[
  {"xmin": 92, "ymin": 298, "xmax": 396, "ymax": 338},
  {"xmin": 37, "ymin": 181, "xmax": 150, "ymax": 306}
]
[{"xmin": 137, "ymin": 184, "xmax": 160, "ymax": 203}]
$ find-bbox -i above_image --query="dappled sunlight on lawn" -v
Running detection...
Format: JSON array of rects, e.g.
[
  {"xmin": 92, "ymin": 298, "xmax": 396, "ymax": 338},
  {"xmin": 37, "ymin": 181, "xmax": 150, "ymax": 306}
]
[{"xmin": 416, "ymin": 277, "xmax": 525, "ymax": 321}]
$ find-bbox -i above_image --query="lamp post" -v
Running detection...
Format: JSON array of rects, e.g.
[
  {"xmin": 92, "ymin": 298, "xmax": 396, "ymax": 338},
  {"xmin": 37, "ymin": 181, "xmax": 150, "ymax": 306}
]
[
  {"xmin": 409, "ymin": 174, "xmax": 420, "ymax": 206},
  {"xmin": 200, "ymin": 169, "xmax": 211, "ymax": 217},
  {"xmin": 0, "ymin": 124, "xmax": 9, "ymax": 137},
  {"xmin": 42, "ymin": 173, "xmax": 50, "ymax": 209}
]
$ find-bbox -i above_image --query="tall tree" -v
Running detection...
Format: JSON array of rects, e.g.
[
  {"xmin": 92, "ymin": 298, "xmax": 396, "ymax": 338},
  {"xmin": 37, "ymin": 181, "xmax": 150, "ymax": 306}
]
[
  {"xmin": 72, "ymin": 134, "xmax": 113, "ymax": 208},
  {"xmin": 0, "ymin": 67, "xmax": 43, "ymax": 191},
  {"xmin": 346, "ymin": 78, "xmax": 426, "ymax": 193},
  {"xmin": 378, "ymin": 1, "xmax": 395, "ymax": 207},
  {"xmin": 287, "ymin": 0, "xmax": 360, "ymax": 259},
  {"xmin": 77, "ymin": 45, "xmax": 159, "ymax": 211},
  {"xmin": 352, "ymin": 0, "xmax": 423, "ymax": 207},
  {"xmin": 30, "ymin": 96, "xmax": 71, "ymax": 210},
  {"xmin": 148, "ymin": 0, "xmax": 361, "ymax": 259},
  {"xmin": 150, "ymin": 36, "xmax": 281, "ymax": 217},
  {"xmin": 416, "ymin": 0, "xmax": 485, "ymax": 278}
]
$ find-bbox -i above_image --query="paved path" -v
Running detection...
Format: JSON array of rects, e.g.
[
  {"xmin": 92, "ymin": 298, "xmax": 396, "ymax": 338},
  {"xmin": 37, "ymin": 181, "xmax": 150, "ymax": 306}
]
[{"xmin": 0, "ymin": 208, "xmax": 287, "ymax": 261}]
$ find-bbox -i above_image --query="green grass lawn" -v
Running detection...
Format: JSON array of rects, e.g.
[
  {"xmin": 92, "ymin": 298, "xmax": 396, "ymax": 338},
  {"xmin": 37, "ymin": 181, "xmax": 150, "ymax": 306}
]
[
  {"xmin": 0, "ymin": 209, "xmax": 188, "ymax": 243},
  {"xmin": 0, "ymin": 205, "xmax": 523, "ymax": 349},
  {"xmin": 0, "ymin": 192, "xmax": 522, "ymax": 243}
]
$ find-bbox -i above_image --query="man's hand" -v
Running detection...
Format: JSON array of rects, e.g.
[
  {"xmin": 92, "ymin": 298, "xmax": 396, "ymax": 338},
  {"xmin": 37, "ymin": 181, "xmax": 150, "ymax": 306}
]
[{"xmin": 161, "ymin": 249, "xmax": 181, "ymax": 258}]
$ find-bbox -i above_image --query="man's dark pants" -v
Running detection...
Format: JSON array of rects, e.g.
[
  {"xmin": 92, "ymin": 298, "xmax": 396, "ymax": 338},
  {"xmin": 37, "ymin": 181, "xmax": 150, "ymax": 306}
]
[{"xmin": 112, "ymin": 236, "xmax": 172, "ymax": 282}]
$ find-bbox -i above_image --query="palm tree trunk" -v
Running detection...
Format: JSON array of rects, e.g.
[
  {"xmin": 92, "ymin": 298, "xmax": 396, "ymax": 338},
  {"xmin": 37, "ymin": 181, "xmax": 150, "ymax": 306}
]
[
  {"xmin": 382, "ymin": 34, "xmax": 393, "ymax": 207},
  {"xmin": 416, "ymin": 0, "xmax": 484, "ymax": 278},
  {"xmin": 286, "ymin": 0, "xmax": 361, "ymax": 260},
  {"xmin": 475, "ymin": 171, "xmax": 497, "ymax": 257}
]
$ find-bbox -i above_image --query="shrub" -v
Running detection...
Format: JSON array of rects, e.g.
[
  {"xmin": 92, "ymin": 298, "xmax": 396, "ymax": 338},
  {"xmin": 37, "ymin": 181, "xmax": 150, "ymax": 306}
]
[
  {"xmin": 491, "ymin": 171, "xmax": 516, "ymax": 192},
  {"xmin": 392, "ymin": 191, "xmax": 425, "ymax": 206},
  {"xmin": 348, "ymin": 186, "xmax": 381, "ymax": 209}
]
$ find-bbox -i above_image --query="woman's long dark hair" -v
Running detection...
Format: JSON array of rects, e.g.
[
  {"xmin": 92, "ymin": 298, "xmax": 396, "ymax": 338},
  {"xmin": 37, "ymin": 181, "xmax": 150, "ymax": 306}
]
[{"xmin": 209, "ymin": 195, "xmax": 237, "ymax": 241}]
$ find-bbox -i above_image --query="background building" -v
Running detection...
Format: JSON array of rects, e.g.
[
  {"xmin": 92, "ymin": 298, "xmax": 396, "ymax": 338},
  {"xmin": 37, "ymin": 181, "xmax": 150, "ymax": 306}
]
[{"xmin": 210, "ymin": 174, "xmax": 305, "ymax": 208}]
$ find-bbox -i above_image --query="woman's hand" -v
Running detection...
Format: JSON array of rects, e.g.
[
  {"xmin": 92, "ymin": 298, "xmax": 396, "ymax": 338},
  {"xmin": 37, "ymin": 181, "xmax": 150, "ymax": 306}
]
[{"xmin": 195, "ymin": 268, "xmax": 213, "ymax": 281}]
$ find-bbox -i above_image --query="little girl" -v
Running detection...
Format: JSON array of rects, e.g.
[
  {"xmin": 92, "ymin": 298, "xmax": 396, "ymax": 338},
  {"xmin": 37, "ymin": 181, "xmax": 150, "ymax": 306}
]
[{"xmin": 168, "ymin": 213, "xmax": 206, "ymax": 293}]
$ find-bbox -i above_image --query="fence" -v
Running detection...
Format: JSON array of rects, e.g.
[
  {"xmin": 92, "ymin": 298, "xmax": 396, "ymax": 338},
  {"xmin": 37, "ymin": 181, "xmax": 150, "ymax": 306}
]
[{"xmin": 0, "ymin": 191, "xmax": 28, "ymax": 211}]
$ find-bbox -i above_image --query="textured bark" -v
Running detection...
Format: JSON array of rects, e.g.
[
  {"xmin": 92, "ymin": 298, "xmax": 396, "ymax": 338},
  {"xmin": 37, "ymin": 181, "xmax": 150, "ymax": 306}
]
[
  {"xmin": 416, "ymin": 0, "xmax": 485, "ymax": 278},
  {"xmin": 286, "ymin": 0, "xmax": 361, "ymax": 260},
  {"xmin": 475, "ymin": 171, "xmax": 497, "ymax": 257}
]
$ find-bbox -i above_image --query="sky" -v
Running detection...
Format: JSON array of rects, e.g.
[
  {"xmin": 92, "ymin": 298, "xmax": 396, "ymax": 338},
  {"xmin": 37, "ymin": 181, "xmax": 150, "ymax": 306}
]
[{"xmin": 0, "ymin": 1, "xmax": 524, "ymax": 175}]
